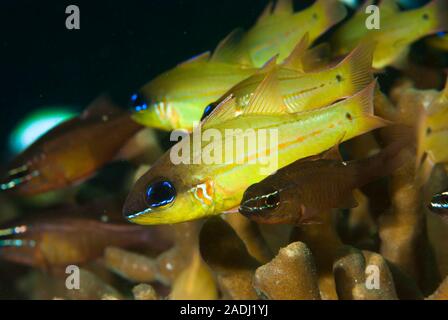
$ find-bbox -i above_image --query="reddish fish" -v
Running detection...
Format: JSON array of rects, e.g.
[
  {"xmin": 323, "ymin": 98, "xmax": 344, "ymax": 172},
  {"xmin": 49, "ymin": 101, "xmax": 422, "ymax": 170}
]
[
  {"xmin": 239, "ymin": 129, "xmax": 412, "ymax": 225},
  {"xmin": 1, "ymin": 96, "xmax": 143, "ymax": 196},
  {"xmin": 0, "ymin": 200, "xmax": 173, "ymax": 269}
]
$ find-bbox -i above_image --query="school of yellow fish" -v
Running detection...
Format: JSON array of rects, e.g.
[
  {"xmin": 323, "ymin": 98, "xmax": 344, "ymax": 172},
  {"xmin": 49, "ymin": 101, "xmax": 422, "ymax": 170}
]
[{"xmin": 1, "ymin": 0, "xmax": 448, "ymax": 300}]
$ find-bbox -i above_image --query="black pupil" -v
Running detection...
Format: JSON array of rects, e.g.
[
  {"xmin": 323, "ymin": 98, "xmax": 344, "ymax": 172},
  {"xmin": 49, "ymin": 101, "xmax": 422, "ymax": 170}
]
[
  {"xmin": 146, "ymin": 181, "xmax": 176, "ymax": 208},
  {"xmin": 265, "ymin": 191, "xmax": 280, "ymax": 207},
  {"xmin": 130, "ymin": 92, "xmax": 148, "ymax": 112},
  {"xmin": 201, "ymin": 102, "xmax": 217, "ymax": 121}
]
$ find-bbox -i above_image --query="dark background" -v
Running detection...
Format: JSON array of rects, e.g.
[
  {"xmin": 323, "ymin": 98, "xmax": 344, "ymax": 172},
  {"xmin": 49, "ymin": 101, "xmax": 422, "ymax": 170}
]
[
  {"xmin": 0, "ymin": 0, "xmax": 434, "ymax": 162},
  {"xmin": 0, "ymin": 0, "xmax": 306, "ymax": 162}
]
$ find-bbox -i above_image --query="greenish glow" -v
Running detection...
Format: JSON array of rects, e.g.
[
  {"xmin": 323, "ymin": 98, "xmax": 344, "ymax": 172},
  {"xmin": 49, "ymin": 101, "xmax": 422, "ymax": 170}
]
[
  {"xmin": 9, "ymin": 108, "xmax": 78, "ymax": 154},
  {"xmin": 339, "ymin": 0, "xmax": 360, "ymax": 9}
]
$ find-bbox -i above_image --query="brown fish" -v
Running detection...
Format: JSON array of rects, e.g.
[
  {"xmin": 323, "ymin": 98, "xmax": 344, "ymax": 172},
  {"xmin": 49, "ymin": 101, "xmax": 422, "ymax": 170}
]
[
  {"xmin": 1, "ymin": 96, "xmax": 143, "ymax": 196},
  {"xmin": 239, "ymin": 129, "xmax": 412, "ymax": 225},
  {"xmin": 0, "ymin": 200, "xmax": 173, "ymax": 269}
]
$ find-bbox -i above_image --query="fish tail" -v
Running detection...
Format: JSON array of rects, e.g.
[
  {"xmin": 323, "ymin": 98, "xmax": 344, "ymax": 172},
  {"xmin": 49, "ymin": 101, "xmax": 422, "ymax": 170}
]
[
  {"xmin": 311, "ymin": 0, "xmax": 347, "ymax": 28},
  {"xmin": 342, "ymin": 81, "xmax": 390, "ymax": 136},
  {"xmin": 335, "ymin": 40, "xmax": 375, "ymax": 96},
  {"xmin": 425, "ymin": 0, "xmax": 448, "ymax": 33},
  {"xmin": 356, "ymin": 125, "xmax": 415, "ymax": 185}
]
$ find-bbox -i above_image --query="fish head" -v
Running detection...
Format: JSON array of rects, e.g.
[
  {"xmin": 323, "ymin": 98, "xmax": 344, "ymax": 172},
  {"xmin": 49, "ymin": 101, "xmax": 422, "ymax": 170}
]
[
  {"xmin": 239, "ymin": 180, "xmax": 300, "ymax": 225},
  {"xmin": 129, "ymin": 91, "xmax": 180, "ymax": 131},
  {"xmin": 0, "ymin": 154, "xmax": 64, "ymax": 196},
  {"xmin": 0, "ymin": 224, "xmax": 38, "ymax": 267},
  {"xmin": 123, "ymin": 159, "xmax": 215, "ymax": 225}
]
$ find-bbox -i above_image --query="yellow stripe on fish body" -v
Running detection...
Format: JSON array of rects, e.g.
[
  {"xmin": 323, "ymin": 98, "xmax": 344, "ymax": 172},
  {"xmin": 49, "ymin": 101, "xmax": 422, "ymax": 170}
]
[
  {"xmin": 123, "ymin": 67, "xmax": 387, "ymax": 225},
  {"xmin": 242, "ymin": 0, "xmax": 347, "ymax": 67}
]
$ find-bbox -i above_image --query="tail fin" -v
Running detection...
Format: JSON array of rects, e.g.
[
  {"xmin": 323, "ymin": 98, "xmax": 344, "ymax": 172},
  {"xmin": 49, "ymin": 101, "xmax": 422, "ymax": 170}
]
[
  {"xmin": 334, "ymin": 41, "xmax": 375, "ymax": 96},
  {"xmin": 357, "ymin": 125, "xmax": 415, "ymax": 185},
  {"xmin": 311, "ymin": 0, "xmax": 347, "ymax": 28},
  {"xmin": 340, "ymin": 81, "xmax": 391, "ymax": 136},
  {"xmin": 425, "ymin": 0, "xmax": 448, "ymax": 33}
]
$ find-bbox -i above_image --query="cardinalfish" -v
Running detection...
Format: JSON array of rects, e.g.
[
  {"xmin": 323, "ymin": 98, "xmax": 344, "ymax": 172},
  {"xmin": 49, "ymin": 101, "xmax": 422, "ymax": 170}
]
[
  {"xmin": 130, "ymin": 30, "xmax": 257, "ymax": 132},
  {"xmin": 123, "ymin": 69, "xmax": 388, "ymax": 225},
  {"xmin": 238, "ymin": 0, "xmax": 347, "ymax": 67},
  {"xmin": 417, "ymin": 78, "xmax": 448, "ymax": 168},
  {"xmin": 201, "ymin": 38, "xmax": 374, "ymax": 120},
  {"xmin": 0, "ymin": 96, "xmax": 142, "ymax": 196},
  {"xmin": 331, "ymin": 0, "xmax": 448, "ymax": 69},
  {"xmin": 239, "ymin": 128, "xmax": 412, "ymax": 225},
  {"xmin": 130, "ymin": 0, "xmax": 346, "ymax": 132},
  {"xmin": 0, "ymin": 201, "xmax": 173, "ymax": 269}
]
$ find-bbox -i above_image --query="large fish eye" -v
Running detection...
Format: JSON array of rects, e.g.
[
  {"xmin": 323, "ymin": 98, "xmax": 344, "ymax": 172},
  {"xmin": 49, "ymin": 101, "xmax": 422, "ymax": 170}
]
[
  {"xmin": 200, "ymin": 102, "xmax": 218, "ymax": 121},
  {"xmin": 264, "ymin": 191, "xmax": 280, "ymax": 209},
  {"xmin": 145, "ymin": 180, "xmax": 176, "ymax": 208},
  {"xmin": 130, "ymin": 92, "xmax": 148, "ymax": 113}
]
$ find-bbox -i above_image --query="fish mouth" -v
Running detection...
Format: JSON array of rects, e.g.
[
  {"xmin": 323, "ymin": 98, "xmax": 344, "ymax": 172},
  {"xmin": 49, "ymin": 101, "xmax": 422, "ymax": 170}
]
[
  {"xmin": 0, "ymin": 165, "xmax": 40, "ymax": 192},
  {"xmin": 131, "ymin": 110, "xmax": 173, "ymax": 132},
  {"xmin": 124, "ymin": 208, "xmax": 153, "ymax": 222},
  {"xmin": 239, "ymin": 199, "xmax": 263, "ymax": 215}
]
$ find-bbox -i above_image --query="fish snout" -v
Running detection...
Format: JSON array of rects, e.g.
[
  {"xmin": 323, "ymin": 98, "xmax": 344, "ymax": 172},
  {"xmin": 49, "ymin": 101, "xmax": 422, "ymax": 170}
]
[
  {"xmin": 0, "ymin": 163, "xmax": 40, "ymax": 194},
  {"xmin": 123, "ymin": 189, "xmax": 150, "ymax": 222}
]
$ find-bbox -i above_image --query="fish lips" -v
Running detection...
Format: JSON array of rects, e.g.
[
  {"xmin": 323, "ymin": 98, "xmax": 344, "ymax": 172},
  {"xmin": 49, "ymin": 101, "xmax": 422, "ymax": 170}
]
[{"xmin": 122, "ymin": 187, "xmax": 151, "ymax": 223}]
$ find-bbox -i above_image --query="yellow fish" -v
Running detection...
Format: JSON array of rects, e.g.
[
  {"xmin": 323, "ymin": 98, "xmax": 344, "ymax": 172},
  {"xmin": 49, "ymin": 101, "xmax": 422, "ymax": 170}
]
[
  {"xmin": 131, "ymin": 0, "xmax": 347, "ymax": 132},
  {"xmin": 332, "ymin": 0, "xmax": 448, "ymax": 69},
  {"xmin": 418, "ymin": 79, "xmax": 448, "ymax": 166},
  {"xmin": 426, "ymin": 32, "xmax": 448, "ymax": 51},
  {"xmin": 131, "ymin": 30, "xmax": 258, "ymax": 132},
  {"xmin": 123, "ymin": 74, "xmax": 387, "ymax": 225},
  {"xmin": 202, "ymin": 38, "xmax": 374, "ymax": 119},
  {"xmin": 240, "ymin": 0, "xmax": 347, "ymax": 67}
]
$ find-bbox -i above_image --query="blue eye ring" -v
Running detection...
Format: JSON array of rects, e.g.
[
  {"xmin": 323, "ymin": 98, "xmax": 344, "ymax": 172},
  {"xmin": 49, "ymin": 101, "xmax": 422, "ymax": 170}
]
[
  {"xmin": 201, "ymin": 102, "xmax": 218, "ymax": 121},
  {"xmin": 130, "ymin": 92, "xmax": 148, "ymax": 113},
  {"xmin": 145, "ymin": 180, "xmax": 176, "ymax": 208}
]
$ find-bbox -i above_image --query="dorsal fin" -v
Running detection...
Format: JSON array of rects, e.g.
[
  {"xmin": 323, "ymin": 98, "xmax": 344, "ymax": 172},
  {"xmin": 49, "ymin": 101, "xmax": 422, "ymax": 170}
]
[
  {"xmin": 81, "ymin": 95, "xmax": 122, "ymax": 119},
  {"xmin": 245, "ymin": 67, "xmax": 288, "ymax": 114},
  {"xmin": 282, "ymin": 33, "xmax": 310, "ymax": 72},
  {"xmin": 177, "ymin": 51, "xmax": 211, "ymax": 67},
  {"xmin": 256, "ymin": 2, "xmax": 274, "ymax": 25},
  {"xmin": 273, "ymin": 0, "xmax": 293, "ymax": 15},
  {"xmin": 211, "ymin": 29, "xmax": 252, "ymax": 66},
  {"xmin": 202, "ymin": 68, "xmax": 288, "ymax": 128}
]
